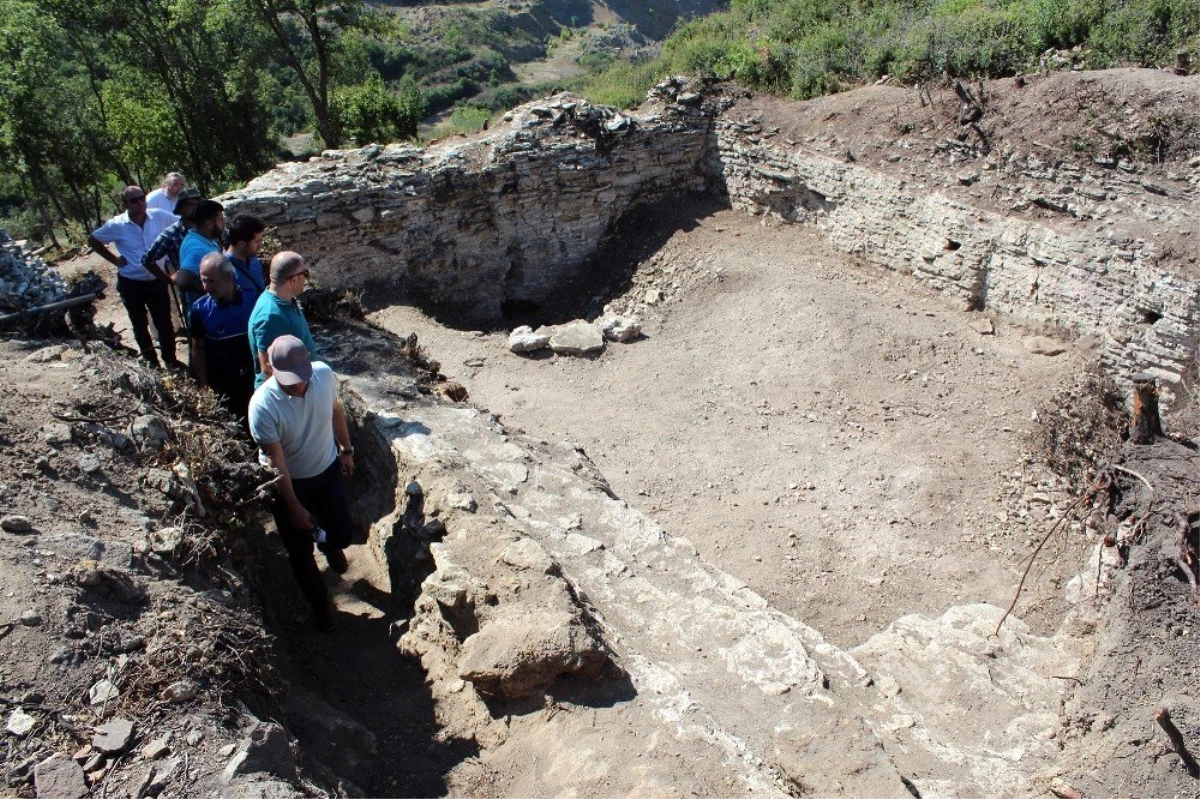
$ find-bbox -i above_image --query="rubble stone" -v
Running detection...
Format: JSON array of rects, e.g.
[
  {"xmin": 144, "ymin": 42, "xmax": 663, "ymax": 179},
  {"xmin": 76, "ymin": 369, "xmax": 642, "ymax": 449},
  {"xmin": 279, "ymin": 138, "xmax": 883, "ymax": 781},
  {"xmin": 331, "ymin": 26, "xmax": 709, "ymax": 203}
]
[
  {"xmin": 34, "ymin": 753, "xmax": 88, "ymax": 799},
  {"xmin": 93, "ymin": 719, "xmax": 135, "ymax": 754}
]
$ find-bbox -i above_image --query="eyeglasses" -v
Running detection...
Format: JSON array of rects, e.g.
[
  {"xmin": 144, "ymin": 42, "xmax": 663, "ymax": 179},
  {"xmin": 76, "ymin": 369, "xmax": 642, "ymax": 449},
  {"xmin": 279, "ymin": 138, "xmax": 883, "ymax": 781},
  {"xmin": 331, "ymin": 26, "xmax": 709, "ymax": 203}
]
[{"xmin": 290, "ymin": 269, "xmax": 311, "ymax": 280}]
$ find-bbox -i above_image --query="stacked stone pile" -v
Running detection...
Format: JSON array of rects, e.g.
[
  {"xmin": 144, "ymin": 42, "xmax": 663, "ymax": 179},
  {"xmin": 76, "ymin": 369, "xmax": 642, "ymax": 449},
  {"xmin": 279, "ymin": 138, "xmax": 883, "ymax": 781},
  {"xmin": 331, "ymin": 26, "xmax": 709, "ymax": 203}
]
[{"xmin": 0, "ymin": 229, "xmax": 69, "ymax": 315}]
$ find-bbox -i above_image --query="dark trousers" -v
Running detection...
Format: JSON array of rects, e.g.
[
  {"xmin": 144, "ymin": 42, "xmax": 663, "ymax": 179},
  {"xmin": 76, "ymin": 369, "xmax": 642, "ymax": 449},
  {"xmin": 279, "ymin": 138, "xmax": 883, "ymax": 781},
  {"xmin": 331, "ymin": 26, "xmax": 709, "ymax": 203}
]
[
  {"xmin": 209, "ymin": 369, "xmax": 254, "ymax": 429},
  {"xmin": 272, "ymin": 459, "xmax": 353, "ymax": 611},
  {"xmin": 117, "ymin": 275, "xmax": 176, "ymax": 366}
]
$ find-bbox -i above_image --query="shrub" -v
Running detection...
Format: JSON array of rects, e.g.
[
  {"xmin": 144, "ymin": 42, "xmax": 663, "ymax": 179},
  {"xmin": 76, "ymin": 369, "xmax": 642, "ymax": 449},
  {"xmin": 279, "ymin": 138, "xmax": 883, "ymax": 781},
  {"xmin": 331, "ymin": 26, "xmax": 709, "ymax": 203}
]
[
  {"xmin": 576, "ymin": 59, "xmax": 664, "ymax": 108},
  {"xmin": 337, "ymin": 74, "xmax": 420, "ymax": 146}
]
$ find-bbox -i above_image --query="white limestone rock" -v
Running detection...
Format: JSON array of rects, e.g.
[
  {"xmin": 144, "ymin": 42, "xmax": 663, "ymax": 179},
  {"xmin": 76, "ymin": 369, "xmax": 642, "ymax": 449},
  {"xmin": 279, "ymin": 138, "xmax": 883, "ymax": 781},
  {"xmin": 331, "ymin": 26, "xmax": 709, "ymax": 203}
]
[
  {"xmin": 1023, "ymin": 335, "xmax": 1068, "ymax": 356},
  {"xmin": 508, "ymin": 326, "xmax": 550, "ymax": 354},
  {"xmin": 549, "ymin": 321, "xmax": 605, "ymax": 356},
  {"xmin": 600, "ymin": 316, "xmax": 642, "ymax": 343}
]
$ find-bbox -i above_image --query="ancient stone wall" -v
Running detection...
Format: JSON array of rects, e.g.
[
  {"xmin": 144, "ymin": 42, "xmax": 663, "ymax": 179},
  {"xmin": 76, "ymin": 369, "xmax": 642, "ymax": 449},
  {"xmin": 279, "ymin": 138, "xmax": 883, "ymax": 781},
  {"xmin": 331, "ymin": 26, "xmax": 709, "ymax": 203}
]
[
  {"xmin": 226, "ymin": 80, "xmax": 1200, "ymax": 395},
  {"xmin": 712, "ymin": 116, "xmax": 1200, "ymax": 399},
  {"xmin": 222, "ymin": 81, "xmax": 714, "ymax": 323}
]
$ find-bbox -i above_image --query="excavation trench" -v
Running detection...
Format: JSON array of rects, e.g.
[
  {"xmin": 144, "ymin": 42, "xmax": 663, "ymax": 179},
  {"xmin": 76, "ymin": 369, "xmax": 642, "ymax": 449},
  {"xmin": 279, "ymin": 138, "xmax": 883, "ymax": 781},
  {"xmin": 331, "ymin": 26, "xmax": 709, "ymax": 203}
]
[
  {"xmin": 221, "ymin": 77, "xmax": 1200, "ymax": 796},
  {"xmin": 252, "ymin": 205, "xmax": 1096, "ymax": 798}
]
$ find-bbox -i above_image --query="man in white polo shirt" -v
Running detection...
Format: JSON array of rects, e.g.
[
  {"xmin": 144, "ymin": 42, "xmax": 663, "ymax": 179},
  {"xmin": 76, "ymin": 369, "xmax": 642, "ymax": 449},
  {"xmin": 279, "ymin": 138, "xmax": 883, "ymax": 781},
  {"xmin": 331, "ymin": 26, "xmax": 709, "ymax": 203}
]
[
  {"xmin": 249, "ymin": 336, "xmax": 355, "ymax": 632},
  {"xmin": 88, "ymin": 185, "xmax": 181, "ymax": 368}
]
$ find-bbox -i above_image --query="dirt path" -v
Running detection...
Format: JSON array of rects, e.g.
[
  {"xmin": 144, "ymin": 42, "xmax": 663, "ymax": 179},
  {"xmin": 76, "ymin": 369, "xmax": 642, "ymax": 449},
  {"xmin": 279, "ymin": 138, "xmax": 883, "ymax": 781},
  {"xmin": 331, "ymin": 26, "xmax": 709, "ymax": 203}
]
[{"xmin": 373, "ymin": 208, "xmax": 1088, "ymax": 648}]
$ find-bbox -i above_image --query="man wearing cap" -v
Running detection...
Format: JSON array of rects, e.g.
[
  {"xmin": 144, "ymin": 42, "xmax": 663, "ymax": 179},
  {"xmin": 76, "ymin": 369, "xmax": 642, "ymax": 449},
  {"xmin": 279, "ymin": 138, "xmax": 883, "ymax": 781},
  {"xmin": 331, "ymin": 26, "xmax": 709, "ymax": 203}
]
[
  {"xmin": 146, "ymin": 172, "xmax": 187, "ymax": 214},
  {"xmin": 190, "ymin": 253, "xmax": 257, "ymax": 425},
  {"xmin": 88, "ymin": 185, "xmax": 181, "ymax": 368},
  {"xmin": 248, "ymin": 336, "xmax": 354, "ymax": 631},
  {"xmin": 248, "ymin": 251, "xmax": 318, "ymax": 388},
  {"xmin": 141, "ymin": 188, "xmax": 203, "ymax": 277}
]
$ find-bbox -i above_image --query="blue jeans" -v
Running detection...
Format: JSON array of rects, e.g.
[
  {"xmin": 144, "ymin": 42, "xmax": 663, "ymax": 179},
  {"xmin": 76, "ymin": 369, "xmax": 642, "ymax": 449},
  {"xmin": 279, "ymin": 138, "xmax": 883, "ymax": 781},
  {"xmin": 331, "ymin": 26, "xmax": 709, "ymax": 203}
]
[{"xmin": 272, "ymin": 458, "xmax": 353, "ymax": 611}]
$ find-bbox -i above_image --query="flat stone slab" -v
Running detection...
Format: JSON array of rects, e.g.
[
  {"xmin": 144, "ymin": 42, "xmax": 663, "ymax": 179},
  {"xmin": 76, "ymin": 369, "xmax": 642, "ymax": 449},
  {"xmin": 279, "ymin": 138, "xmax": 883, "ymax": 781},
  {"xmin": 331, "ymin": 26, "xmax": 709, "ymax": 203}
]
[
  {"xmin": 93, "ymin": 719, "xmax": 135, "ymax": 754},
  {"xmin": 41, "ymin": 534, "xmax": 132, "ymax": 570},
  {"xmin": 549, "ymin": 321, "xmax": 604, "ymax": 356}
]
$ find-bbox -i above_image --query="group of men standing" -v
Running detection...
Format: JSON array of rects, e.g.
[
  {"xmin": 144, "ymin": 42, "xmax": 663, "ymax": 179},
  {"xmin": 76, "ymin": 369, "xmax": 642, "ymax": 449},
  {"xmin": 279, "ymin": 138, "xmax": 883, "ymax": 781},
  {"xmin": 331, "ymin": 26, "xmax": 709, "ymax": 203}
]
[{"xmin": 89, "ymin": 175, "xmax": 357, "ymax": 632}]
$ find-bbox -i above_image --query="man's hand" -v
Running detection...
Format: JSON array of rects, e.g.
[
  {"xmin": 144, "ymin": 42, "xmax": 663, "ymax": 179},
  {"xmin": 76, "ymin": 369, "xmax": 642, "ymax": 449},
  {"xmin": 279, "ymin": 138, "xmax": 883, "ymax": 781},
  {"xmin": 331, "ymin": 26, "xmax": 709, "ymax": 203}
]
[
  {"xmin": 288, "ymin": 502, "xmax": 314, "ymax": 532},
  {"xmin": 338, "ymin": 451, "xmax": 355, "ymax": 477}
]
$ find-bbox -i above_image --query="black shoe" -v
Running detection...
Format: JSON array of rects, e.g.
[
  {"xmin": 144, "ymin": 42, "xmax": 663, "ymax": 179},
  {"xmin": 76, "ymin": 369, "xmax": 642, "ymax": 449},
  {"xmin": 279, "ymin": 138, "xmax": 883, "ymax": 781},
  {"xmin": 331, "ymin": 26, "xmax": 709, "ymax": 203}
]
[
  {"xmin": 313, "ymin": 604, "xmax": 336, "ymax": 633},
  {"xmin": 324, "ymin": 547, "xmax": 349, "ymax": 575}
]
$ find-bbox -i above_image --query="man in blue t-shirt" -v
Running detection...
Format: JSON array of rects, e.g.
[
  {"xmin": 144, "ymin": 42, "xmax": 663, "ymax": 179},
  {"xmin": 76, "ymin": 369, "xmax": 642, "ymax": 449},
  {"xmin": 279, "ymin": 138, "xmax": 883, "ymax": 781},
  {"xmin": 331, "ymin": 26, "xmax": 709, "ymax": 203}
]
[
  {"xmin": 188, "ymin": 253, "xmax": 256, "ymax": 425},
  {"xmin": 175, "ymin": 200, "xmax": 225, "ymax": 314},
  {"xmin": 225, "ymin": 214, "xmax": 267, "ymax": 295},
  {"xmin": 248, "ymin": 251, "xmax": 318, "ymax": 388}
]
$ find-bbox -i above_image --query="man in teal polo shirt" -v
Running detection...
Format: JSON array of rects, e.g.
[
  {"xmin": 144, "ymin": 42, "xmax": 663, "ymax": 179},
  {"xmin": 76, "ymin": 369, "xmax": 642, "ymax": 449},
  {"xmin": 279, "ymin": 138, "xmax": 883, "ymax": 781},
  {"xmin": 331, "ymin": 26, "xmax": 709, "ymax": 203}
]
[{"xmin": 249, "ymin": 251, "xmax": 318, "ymax": 387}]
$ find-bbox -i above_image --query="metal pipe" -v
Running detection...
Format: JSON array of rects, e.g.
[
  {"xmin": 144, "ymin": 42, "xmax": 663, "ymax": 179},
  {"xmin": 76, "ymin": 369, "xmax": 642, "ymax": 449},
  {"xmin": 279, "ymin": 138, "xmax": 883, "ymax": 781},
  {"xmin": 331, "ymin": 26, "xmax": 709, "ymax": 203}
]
[{"xmin": 0, "ymin": 292, "xmax": 98, "ymax": 324}]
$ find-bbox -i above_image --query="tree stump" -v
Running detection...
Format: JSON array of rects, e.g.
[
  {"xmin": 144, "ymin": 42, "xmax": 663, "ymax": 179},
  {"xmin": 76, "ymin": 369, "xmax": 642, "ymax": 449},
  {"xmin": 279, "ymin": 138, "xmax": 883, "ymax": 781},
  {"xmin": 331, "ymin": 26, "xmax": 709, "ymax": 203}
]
[
  {"xmin": 1131, "ymin": 373, "xmax": 1163, "ymax": 444},
  {"xmin": 1176, "ymin": 50, "xmax": 1191, "ymax": 76}
]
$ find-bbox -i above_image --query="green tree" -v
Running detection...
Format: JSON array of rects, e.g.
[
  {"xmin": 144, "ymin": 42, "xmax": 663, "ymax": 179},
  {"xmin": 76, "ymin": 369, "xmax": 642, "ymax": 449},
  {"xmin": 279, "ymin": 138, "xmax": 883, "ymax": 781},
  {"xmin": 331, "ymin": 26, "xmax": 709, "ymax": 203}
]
[
  {"xmin": 338, "ymin": 74, "xmax": 402, "ymax": 145},
  {"xmin": 233, "ymin": 0, "xmax": 380, "ymax": 149},
  {"xmin": 0, "ymin": 0, "xmax": 117, "ymax": 234},
  {"xmin": 396, "ymin": 74, "xmax": 426, "ymax": 141}
]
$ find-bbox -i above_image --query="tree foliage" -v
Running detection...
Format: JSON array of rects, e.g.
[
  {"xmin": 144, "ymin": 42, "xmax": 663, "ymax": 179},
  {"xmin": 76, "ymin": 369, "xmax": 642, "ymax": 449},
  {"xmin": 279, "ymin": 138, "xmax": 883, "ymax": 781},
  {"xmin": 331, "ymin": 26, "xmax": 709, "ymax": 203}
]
[
  {"xmin": 0, "ymin": 0, "xmax": 422, "ymax": 242},
  {"xmin": 582, "ymin": 0, "xmax": 1200, "ymax": 104}
]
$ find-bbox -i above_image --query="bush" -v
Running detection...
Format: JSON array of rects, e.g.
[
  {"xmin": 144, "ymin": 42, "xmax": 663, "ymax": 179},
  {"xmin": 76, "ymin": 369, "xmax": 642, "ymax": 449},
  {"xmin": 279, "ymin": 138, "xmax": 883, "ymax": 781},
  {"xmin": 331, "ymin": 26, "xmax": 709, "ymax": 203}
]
[
  {"xmin": 424, "ymin": 78, "xmax": 481, "ymax": 113},
  {"xmin": 576, "ymin": 59, "xmax": 664, "ymax": 108},
  {"xmin": 337, "ymin": 74, "xmax": 420, "ymax": 146}
]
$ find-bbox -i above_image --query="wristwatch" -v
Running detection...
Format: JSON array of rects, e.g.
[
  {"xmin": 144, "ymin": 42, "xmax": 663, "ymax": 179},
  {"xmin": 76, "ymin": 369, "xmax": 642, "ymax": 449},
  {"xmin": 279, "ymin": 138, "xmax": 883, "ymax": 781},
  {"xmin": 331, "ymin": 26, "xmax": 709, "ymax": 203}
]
[{"xmin": 338, "ymin": 445, "xmax": 354, "ymax": 456}]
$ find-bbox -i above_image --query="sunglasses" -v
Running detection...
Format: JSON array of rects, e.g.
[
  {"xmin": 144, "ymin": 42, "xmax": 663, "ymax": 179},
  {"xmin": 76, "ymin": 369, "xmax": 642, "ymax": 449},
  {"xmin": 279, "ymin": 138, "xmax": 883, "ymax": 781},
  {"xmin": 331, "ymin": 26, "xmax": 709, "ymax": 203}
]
[
  {"xmin": 291, "ymin": 269, "xmax": 311, "ymax": 280},
  {"xmin": 125, "ymin": 195, "xmax": 147, "ymax": 203}
]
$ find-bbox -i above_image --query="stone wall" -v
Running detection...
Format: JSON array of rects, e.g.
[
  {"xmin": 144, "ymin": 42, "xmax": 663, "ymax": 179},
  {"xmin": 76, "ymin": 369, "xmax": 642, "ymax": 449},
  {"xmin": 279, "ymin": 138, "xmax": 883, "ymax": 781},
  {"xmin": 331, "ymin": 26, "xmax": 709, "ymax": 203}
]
[
  {"xmin": 226, "ymin": 80, "xmax": 1200, "ymax": 396},
  {"xmin": 712, "ymin": 115, "xmax": 1200, "ymax": 400},
  {"xmin": 223, "ymin": 80, "xmax": 714, "ymax": 323}
]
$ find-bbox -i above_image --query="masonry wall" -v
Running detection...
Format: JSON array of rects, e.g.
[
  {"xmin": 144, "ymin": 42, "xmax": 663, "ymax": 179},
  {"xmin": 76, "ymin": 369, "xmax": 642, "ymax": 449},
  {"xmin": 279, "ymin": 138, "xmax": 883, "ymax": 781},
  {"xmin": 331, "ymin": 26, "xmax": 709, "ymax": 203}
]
[
  {"xmin": 712, "ymin": 115, "xmax": 1200, "ymax": 399},
  {"xmin": 226, "ymin": 81, "xmax": 1200, "ymax": 397},
  {"xmin": 223, "ymin": 81, "xmax": 714, "ymax": 323}
]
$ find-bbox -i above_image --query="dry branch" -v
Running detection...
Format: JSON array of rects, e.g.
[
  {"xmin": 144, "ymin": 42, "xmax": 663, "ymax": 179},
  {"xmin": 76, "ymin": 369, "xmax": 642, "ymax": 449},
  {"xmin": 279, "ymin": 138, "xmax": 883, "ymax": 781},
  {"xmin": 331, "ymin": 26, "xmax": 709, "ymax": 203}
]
[
  {"xmin": 1156, "ymin": 708, "xmax": 1200, "ymax": 777},
  {"xmin": 994, "ymin": 474, "xmax": 1110, "ymax": 637}
]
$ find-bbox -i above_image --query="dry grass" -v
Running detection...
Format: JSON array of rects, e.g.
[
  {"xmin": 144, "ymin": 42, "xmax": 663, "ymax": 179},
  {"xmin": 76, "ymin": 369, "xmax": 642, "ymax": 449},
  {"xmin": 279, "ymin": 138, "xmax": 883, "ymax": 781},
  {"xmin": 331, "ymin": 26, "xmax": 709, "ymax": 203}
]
[{"xmin": 1029, "ymin": 367, "xmax": 1127, "ymax": 486}]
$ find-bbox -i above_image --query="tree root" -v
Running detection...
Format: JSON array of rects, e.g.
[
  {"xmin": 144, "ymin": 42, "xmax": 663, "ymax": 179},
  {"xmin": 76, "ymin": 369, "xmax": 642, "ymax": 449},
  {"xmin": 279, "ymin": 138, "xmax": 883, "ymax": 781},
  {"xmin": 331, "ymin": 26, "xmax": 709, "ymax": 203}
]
[{"xmin": 993, "ymin": 474, "xmax": 1110, "ymax": 637}]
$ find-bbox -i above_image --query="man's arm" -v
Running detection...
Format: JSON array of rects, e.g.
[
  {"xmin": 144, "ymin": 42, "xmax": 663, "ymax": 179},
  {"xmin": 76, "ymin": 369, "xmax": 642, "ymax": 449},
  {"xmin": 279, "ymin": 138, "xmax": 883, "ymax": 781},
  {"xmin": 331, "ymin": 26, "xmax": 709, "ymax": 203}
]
[
  {"xmin": 257, "ymin": 350, "xmax": 273, "ymax": 379},
  {"xmin": 141, "ymin": 228, "xmax": 175, "ymax": 281},
  {"xmin": 260, "ymin": 441, "xmax": 314, "ymax": 532},
  {"xmin": 86, "ymin": 233, "xmax": 125, "ymax": 268},
  {"xmin": 332, "ymin": 397, "xmax": 354, "ymax": 476},
  {"xmin": 173, "ymin": 268, "xmax": 202, "ymax": 293}
]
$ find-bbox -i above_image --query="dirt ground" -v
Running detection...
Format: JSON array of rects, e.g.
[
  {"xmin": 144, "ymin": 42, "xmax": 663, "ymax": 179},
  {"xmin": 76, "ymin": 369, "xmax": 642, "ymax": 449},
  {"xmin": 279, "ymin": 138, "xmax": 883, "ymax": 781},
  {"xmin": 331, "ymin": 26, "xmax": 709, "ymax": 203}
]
[{"xmin": 372, "ymin": 205, "xmax": 1093, "ymax": 649}]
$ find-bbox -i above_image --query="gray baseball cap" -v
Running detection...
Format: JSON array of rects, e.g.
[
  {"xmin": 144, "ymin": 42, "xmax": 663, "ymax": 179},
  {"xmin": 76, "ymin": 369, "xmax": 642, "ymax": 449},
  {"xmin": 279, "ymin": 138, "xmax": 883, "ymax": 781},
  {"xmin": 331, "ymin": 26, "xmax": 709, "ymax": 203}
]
[{"xmin": 267, "ymin": 335, "xmax": 313, "ymax": 385}]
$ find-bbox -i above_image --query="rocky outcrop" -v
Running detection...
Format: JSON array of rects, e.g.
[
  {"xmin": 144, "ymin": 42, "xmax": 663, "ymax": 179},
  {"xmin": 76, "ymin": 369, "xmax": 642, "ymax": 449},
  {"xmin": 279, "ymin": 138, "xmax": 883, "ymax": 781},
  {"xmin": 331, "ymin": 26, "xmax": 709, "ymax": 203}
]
[{"xmin": 223, "ymin": 80, "xmax": 714, "ymax": 323}]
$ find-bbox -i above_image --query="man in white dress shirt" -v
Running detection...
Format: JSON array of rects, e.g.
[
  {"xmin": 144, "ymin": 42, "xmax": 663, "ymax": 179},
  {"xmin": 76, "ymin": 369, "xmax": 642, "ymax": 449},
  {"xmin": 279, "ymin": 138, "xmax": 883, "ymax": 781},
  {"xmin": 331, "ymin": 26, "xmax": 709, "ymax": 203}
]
[
  {"xmin": 87, "ymin": 186, "xmax": 181, "ymax": 368},
  {"xmin": 146, "ymin": 172, "xmax": 187, "ymax": 215}
]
